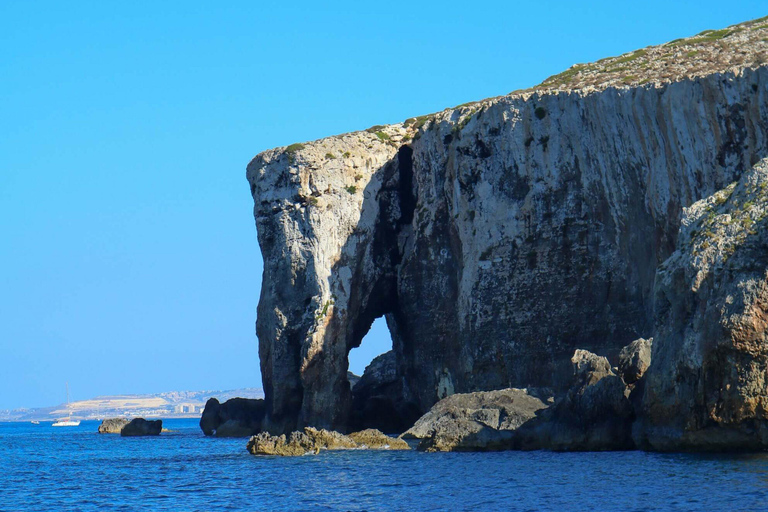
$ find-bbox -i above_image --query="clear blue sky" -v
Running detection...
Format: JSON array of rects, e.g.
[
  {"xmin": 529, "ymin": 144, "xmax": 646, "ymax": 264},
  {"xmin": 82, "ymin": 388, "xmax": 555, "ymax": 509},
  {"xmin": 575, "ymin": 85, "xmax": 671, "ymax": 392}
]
[{"xmin": 1, "ymin": 1, "xmax": 764, "ymax": 410}]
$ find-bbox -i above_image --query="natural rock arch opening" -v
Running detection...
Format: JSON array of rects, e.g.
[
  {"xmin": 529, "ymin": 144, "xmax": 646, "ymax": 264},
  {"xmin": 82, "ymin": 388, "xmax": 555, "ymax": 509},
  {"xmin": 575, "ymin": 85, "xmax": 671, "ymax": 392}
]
[
  {"xmin": 346, "ymin": 314, "xmax": 420, "ymax": 434},
  {"xmin": 348, "ymin": 316, "xmax": 391, "ymax": 378},
  {"xmin": 338, "ymin": 143, "xmax": 419, "ymax": 433}
]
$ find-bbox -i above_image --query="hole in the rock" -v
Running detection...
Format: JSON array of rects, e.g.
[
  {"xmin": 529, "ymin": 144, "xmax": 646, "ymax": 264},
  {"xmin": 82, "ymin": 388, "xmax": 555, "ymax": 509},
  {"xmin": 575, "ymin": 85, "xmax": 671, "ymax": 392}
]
[
  {"xmin": 397, "ymin": 145, "xmax": 415, "ymax": 226},
  {"xmin": 347, "ymin": 316, "xmax": 421, "ymax": 433},
  {"xmin": 348, "ymin": 316, "xmax": 392, "ymax": 378}
]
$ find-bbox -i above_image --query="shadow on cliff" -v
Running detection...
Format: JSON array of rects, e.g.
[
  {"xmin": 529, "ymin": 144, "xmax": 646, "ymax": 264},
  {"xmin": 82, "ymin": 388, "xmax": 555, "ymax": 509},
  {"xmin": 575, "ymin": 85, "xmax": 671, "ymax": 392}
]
[{"xmin": 320, "ymin": 144, "xmax": 423, "ymax": 433}]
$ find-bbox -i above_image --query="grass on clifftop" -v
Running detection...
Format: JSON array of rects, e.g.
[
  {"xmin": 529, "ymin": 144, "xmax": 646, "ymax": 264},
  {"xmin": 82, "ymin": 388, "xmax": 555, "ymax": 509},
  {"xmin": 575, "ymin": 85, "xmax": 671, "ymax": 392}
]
[
  {"xmin": 285, "ymin": 143, "xmax": 305, "ymax": 163},
  {"xmin": 535, "ymin": 16, "xmax": 768, "ymax": 91}
]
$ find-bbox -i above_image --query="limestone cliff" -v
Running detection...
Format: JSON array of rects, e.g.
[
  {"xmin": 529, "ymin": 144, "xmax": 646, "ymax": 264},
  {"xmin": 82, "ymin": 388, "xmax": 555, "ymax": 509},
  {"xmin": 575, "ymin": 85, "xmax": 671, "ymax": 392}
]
[
  {"xmin": 636, "ymin": 157, "xmax": 768, "ymax": 450},
  {"xmin": 247, "ymin": 18, "xmax": 768, "ymax": 434}
]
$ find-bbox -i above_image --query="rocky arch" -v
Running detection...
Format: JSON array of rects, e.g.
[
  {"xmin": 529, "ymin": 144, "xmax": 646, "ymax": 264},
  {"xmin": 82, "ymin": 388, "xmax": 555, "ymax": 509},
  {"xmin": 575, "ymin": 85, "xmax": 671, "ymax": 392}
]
[{"xmin": 249, "ymin": 138, "xmax": 418, "ymax": 433}]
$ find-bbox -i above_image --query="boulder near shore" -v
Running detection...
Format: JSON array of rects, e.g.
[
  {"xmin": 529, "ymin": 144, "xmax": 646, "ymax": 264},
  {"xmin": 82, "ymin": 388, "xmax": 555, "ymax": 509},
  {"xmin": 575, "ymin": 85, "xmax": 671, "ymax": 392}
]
[
  {"xmin": 402, "ymin": 388, "xmax": 550, "ymax": 452},
  {"xmin": 97, "ymin": 418, "xmax": 129, "ymax": 434},
  {"xmin": 247, "ymin": 428, "xmax": 409, "ymax": 456},
  {"xmin": 199, "ymin": 397, "xmax": 266, "ymax": 437},
  {"xmin": 120, "ymin": 418, "xmax": 162, "ymax": 437}
]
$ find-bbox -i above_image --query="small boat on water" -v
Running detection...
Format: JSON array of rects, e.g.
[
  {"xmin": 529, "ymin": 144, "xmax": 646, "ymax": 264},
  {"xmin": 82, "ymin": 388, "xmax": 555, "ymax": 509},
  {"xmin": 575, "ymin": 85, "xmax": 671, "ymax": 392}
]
[
  {"xmin": 52, "ymin": 382, "xmax": 80, "ymax": 427},
  {"xmin": 30, "ymin": 420, "xmax": 40, "ymax": 425},
  {"xmin": 52, "ymin": 419, "xmax": 80, "ymax": 427}
]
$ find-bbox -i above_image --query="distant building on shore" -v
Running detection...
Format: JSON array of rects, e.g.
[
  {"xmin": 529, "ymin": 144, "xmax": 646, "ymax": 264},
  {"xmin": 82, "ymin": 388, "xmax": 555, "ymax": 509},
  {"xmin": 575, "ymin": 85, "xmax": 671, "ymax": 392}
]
[{"xmin": 173, "ymin": 404, "xmax": 196, "ymax": 414}]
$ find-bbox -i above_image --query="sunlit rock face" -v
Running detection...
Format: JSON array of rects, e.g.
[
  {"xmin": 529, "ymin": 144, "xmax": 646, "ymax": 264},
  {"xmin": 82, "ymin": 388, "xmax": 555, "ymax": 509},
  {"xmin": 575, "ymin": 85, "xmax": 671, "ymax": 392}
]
[
  {"xmin": 247, "ymin": 131, "xmax": 405, "ymax": 433},
  {"xmin": 248, "ymin": 39, "xmax": 768, "ymax": 434}
]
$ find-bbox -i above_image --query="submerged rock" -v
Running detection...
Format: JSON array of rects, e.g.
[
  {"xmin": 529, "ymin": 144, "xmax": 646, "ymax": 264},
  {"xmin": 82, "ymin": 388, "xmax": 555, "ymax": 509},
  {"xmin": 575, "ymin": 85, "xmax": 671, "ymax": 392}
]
[
  {"xmin": 246, "ymin": 427, "xmax": 408, "ymax": 456},
  {"xmin": 348, "ymin": 429, "xmax": 410, "ymax": 450},
  {"xmin": 404, "ymin": 388, "xmax": 550, "ymax": 452},
  {"xmin": 247, "ymin": 427, "xmax": 355, "ymax": 456},
  {"xmin": 98, "ymin": 418, "xmax": 129, "ymax": 434},
  {"xmin": 120, "ymin": 418, "xmax": 162, "ymax": 437},
  {"xmin": 636, "ymin": 159, "xmax": 768, "ymax": 451},
  {"xmin": 199, "ymin": 397, "xmax": 266, "ymax": 437}
]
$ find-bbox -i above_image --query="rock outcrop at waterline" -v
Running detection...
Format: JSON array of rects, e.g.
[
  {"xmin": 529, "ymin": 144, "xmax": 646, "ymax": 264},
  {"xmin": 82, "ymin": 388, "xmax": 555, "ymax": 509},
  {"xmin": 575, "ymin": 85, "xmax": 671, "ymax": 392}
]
[
  {"xmin": 246, "ymin": 427, "xmax": 409, "ymax": 456},
  {"xmin": 516, "ymin": 349, "xmax": 636, "ymax": 451},
  {"xmin": 405, "ymin": 346, "xmax": 641, "ymax": 452},
  {"xmin": 120, "ymin": 418, "xmax": 162, "ymax": 437},
  {"xmin": 402, "ymin": 388, "xmax": 550, "ymax": 452},
  {"xmin": 199, "ymin": 397, "xmax": 266, "ymax": 437},
  {"xmin": 247, "ymin": 18, "xmax": 768, "ymax": 437}
]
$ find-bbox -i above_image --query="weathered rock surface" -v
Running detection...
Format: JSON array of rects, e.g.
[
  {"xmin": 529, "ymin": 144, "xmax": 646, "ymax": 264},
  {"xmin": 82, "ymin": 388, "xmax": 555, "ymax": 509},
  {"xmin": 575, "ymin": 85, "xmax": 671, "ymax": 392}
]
[
  {"xmin": 246, "ymin": 427, "xmax": 407, "ymax": 456},
  {"xmin": 404, "ymin": 348, "xmax": 643, "ymax": 452},
  {"xmin": 635, "ymin": 158, "xmax": 768, "ymax": 451},
  {"xmin": 617, "ymin": 338, "xmax": 653, "ymax": 385},
  {"xmin": 120, "ymin": 418, "xmax": 162, "ymax": 437},
  {"xmin": 346, "ymin": 371, "xmax": 361, "ymax": 389},
  {"xmin": 518, "ymin": 350, "xmax": 635, "ymax": 451},
  {"xmin": 403, "ymin": 388, "xmax": 550, "ymax": 452},
  {"xmin": 348, "ymin": 429, "xmax": 410, "ymax": 450},
  {"xmin": 199, "ymin": 397, "xmax": 266, "ymax": 437},
  {"xmin": 349, "ymin": 351, "xmax": 421, "ymax": 434},
  {"xmin": 98, "ymin": 418, "xmax": 129, "ymax": 434},
  {"xmin": 247, "ymin": 18, "xmax": 768, "ymax": 435},
  {"xmin": 571, "ymin": 349, "xmax": 612, "ymax": 379}
]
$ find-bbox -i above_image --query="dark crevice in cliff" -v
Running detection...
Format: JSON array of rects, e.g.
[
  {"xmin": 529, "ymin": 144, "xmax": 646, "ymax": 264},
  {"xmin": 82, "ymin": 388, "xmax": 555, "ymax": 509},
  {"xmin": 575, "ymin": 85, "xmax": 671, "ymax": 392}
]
[
  {"xmin": 344, "ymin": 151, "xmax": 403, "ymax": 377},
  {"xmin": 397, "ymin": 145, "xmax": 416, "ymax": 227},
  {"xmin": 337, "ymin": 144, "xmax": 424, "ymax": 433}
]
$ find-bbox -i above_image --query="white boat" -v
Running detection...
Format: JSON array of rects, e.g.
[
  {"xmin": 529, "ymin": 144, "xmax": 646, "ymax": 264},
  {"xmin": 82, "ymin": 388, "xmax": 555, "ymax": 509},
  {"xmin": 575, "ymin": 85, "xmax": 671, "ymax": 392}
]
[
  {"xmin": 52, "ymin": 382, "xmax": 81, "ymax": 427},
  {"xmin": 30, "ymin": 420, "xmax": 40, "ymax": 425},
  {"xmin": 52, "ymin": 420, "xmax": 80, "ymax": 427}
]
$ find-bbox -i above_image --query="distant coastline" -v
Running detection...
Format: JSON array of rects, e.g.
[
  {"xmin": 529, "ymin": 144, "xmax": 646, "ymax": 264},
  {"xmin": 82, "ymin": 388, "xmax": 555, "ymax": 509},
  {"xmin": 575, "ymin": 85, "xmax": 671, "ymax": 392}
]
[{"xmin": 0, "ymin": 388, "xmax": 264, "ymax": 422}]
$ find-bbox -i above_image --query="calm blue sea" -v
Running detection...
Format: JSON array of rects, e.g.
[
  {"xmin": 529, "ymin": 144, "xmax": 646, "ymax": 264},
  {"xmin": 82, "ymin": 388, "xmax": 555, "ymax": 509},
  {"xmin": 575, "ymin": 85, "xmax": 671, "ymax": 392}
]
[{"xmin": 2, "ymin": 418, "xmax": 768, "ymax": 511}]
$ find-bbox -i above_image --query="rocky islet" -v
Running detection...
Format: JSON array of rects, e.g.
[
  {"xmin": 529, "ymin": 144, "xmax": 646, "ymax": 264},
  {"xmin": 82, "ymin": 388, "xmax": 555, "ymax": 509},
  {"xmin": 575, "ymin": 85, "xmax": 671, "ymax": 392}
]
[{"xmin": 246, "ymin": 427, "xmax": 408, "ymax": 456}]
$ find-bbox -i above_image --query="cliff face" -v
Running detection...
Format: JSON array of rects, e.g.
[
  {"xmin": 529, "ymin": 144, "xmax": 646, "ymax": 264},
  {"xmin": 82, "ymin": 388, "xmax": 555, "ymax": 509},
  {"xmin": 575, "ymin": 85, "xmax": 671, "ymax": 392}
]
[
  {"xmin": 248, "ymin": 132, "xmax": 404, "ymax": 432},
  {"xmin": 636, "ymin": 158, "xmax": 768, "ymax": 450},
  {"xmin": 248, "ymin": 20, "xmax": 768, "ymax": 434}
]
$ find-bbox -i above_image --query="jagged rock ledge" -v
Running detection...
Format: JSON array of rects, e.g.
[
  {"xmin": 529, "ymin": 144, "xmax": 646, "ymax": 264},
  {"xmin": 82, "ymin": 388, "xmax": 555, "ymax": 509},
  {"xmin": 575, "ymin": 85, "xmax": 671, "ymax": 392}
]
[{"xmin": 247, "ymin": 427, "xmax": 409, "ymax": 456}]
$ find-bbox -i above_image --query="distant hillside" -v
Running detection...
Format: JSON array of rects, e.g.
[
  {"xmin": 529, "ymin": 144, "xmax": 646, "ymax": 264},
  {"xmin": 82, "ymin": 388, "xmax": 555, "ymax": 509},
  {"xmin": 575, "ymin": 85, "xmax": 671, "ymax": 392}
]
[{"xmin": 0, "ymin": 388, "xmax": 264, "ymax": 422}]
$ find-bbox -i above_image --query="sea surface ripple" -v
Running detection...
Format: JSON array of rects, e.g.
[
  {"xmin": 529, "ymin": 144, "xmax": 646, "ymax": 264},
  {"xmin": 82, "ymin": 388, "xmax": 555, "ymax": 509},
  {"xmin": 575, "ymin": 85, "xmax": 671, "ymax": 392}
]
[{"xmin": 2, "ymin": 419, "xmax": 768, "ymax": 511}]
